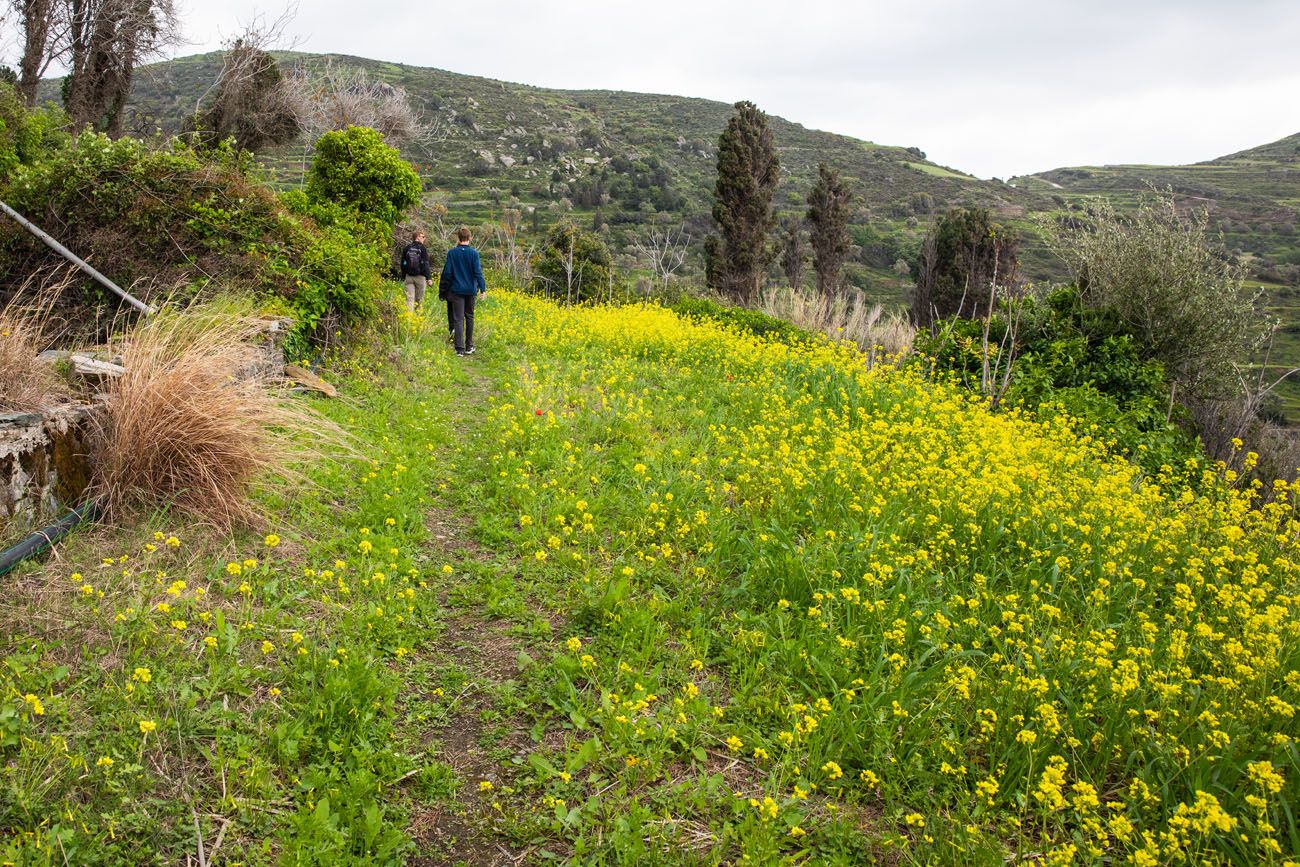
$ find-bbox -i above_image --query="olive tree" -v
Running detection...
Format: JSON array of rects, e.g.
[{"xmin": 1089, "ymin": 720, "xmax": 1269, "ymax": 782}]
[{"xmin": 1046, "ymin": 192, "xmax": 1271, "ymax": 397}]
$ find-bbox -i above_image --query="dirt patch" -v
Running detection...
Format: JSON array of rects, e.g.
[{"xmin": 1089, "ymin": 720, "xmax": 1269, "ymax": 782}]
[
  {"xmin": 408, "ymin": 806, "xmax": 520, "ymax": 867},
  {"xmin": 436, "ymin": 616, "xmax": 523, "ymax": 682},
  {"xmin": 424, "ymin": 505, "xmax": 491, "ymax": 563}
]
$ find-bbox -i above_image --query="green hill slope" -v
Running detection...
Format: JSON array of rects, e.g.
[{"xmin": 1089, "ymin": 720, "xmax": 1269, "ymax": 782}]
[
  {"xmin": 108, "ymin": 51, "xmax": 1045, "ymax": 303},
  {"xmin": 1012, "ymin": 135, "xmax": 1300, "ymax": 416},
  {"xmin": 55, "ymin": 52, "xmax": 1300, "ymax": 300},
  {"xmin": 1012, "ymin": 133, "xmax": 1300, "ymax": 283}
]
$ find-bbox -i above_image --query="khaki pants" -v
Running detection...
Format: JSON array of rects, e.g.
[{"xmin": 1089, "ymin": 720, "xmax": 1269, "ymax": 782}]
[{"xmin": 404, "ymin": 275, "xmax": 427, "ymax": 312}]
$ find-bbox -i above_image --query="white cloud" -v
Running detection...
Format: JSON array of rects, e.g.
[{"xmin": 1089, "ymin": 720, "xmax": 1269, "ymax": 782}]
[{"xmin": 165, "ymin": 0, "xmax": 1300, "ymax": 178}]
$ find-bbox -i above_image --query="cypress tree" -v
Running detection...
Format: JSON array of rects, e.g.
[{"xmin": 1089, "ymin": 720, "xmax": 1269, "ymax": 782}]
[
  {"xmin": 807, "ymin": 162, "xmax": 852, "ymax": 296},
  {"xmin": 779, "ymin": 215, "xmax": 806, "ymax": 292},
  {"xmin": 710, "ymin": 101, "xmax": 779, "ymax": 304}
]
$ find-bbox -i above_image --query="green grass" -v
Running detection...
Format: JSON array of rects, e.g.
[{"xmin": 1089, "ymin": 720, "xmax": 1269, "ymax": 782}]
[
  {"xmin": 3, "ymin": 288, "xmax": 1298, "ymax": 864},
  {"xmin": 905, "ymin": 162, "xmax": 970, "ymax": 179}
]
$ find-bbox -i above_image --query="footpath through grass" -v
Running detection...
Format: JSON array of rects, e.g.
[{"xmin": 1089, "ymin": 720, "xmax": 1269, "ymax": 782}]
[{"xmin": 2, "ymin": 290, "xmax": 1300, "ymax": 866}]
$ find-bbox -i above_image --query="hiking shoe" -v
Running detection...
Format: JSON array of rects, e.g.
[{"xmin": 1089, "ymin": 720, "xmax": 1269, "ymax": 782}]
[
  {"xmin": 456, "ymin": 350, "xmax": 467, "ymax": 356},
  {"xmin": 465, "ymin": 346, "xmax": 476, "ymax": 355}
]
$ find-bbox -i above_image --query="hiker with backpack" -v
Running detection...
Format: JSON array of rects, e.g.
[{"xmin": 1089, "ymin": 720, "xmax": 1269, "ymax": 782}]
[
  {"xmin": 441, "ymin": 226, "xmax": 487, "ymax": 356},
  {"xmin": 400, "ymin": 231, "xmax": 432, "ymax": 313}
]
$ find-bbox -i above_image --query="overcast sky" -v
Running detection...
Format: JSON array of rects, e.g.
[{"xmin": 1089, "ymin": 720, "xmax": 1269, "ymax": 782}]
[{"xmin": 168, "ymin": 0, "xmax": 1299, "ymax": 179}]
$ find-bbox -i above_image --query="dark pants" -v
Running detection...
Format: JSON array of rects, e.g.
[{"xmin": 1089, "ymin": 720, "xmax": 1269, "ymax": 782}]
[
  {"xmin": 444, "ymin": 295, "xmax": 454, "ymax": 336},
  {"xmin": 450, "ymin": 293, "xmax": 476, "ymax": 352}
]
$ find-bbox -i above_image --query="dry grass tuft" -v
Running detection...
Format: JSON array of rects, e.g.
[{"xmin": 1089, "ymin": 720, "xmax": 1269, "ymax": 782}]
[
  {"xmin": 760, "ymin": 286, "xmax": 915, "ymax": 362},
  {"xmin": 89, "ymin": 304, "xmax": 335, "ymax": 529},
  {"xmin": 0, "ymin": 275, "xmax": 74, "ymax": 413}
]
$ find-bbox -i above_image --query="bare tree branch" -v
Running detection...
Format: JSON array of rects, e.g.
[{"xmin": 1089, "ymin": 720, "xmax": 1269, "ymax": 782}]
[
  {"xmin": 631, "ymin": 224, "xmax": 690, "ymax": 295},
  {"xmin": 186, "ymin": 5, "xmax": 303, "ymax": 151}
]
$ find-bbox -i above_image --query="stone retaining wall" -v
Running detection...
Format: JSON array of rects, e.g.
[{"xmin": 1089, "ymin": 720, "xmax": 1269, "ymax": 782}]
[{"xmin": 0, "ymin": 404, "xmax": 97, "ymax": 525}]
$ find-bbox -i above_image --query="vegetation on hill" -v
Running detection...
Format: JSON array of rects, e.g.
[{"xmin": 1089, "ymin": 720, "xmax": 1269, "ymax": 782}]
[
  {"xmin": 106, "ymin": 54, "xmax": 1300, "ymax": 404},
  {"xmin": 0, "ymin": 83, "xmax": 412, "ymax": 354},
  {"xmin": 1013, "ymin": 132, "xmax": 1300, "ymax": 286},
  {"xmin": 95, "ymin": 51, "xmax": 1041, "ymax": 303}
]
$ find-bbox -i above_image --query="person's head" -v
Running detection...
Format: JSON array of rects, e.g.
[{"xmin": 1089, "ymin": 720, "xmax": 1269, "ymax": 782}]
[
  {"xmin": 457, "ymin": 226, "xmax": 471, "ymax": 244},
  {"xmin": 413, "ymin": 231, "xmax": 426, "ymax": 243}
]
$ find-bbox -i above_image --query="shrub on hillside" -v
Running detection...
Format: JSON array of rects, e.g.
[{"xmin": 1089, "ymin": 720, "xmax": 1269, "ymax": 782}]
[
  {"xmin": 305, "ymin": 126, "xmax": 421, "ymax": 232},
  {"xmin": 0, "ymin": 128, "xmax": 388, "ymax": 353},
  {"xmin": 910, "ymin": 207, "xmax": 1020, "ymax": 328},
  {"xmin": 0, "ymin": 82, "xmax": 68, "ymax": 184},
  {"xmin": 919, "ymin": 285, "xmax": 1199, "ymax": 478},
  {"xmin": 529, "ymin": 221, "xmax": 619, "ymax": 304},
  {"xmin": 1046, "ymin": 192, "xmax": 1271, "ymax": 397}
]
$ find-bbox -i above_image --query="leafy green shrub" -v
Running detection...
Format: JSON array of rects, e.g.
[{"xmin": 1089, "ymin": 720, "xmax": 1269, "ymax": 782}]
[
  {"xmin": 0, "ymin": 82, "xmax": 69, "ymax": 183},
  {"xmin": 1046, "ymin": 192, "xmax": 1269, "ymax": 397},
  {"xmin": 0, "ymin": 131, "xmax": 388, "ymax": 353},
  {"xmin": 528, "ymin": 220, "xmax": 620, "ymax": 304},
  {"xmin": 305, "ymin": 126, "xmax": 421, "ymax": 231},
  {"xmin": 672, "ymin": 295, "xmax": 813, "ymax": 346},
  {"xmin": 918, "ymin": 286, "xmax": 1200, "ymax": 478}
]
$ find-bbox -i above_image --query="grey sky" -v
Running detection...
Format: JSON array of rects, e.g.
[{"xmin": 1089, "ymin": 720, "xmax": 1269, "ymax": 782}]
[{"xmin": 170, "ymin": 0, "xmax": 1300, "ymax": 178}]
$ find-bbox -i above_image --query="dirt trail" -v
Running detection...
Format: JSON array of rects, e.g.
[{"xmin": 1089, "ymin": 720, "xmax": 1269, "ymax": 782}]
[{"xmin": 401, "ymin": 359, "xmax": 545, "ymax": 866}]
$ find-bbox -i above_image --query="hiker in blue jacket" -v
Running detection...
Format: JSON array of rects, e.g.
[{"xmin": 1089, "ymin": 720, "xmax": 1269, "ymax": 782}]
[{"xmin": 441, "ymin": 226, "xmax": 487, "ymax": 355}]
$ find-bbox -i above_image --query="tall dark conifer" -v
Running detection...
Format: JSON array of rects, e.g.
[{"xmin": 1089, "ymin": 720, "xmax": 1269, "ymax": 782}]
[
  {"xmin": 779, "ymin": 215, "xmax": 805, "ymax": 292},
  {"xmin": 807, "ymin": 162, "xmax": 852, "ymax": 296},
  {"xmin": 709, "ymin": 101, "xmax": 778, "ymax": 304}
]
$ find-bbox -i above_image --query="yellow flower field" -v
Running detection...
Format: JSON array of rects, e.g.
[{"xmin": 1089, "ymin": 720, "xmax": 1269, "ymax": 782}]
[
  {"xmin": 1, "ymin": 289, "xmax": 1295, "ymax": 865},
  {"xmin": 480, "ymin": 293, "xmax": 1300, "ymax": 864}
]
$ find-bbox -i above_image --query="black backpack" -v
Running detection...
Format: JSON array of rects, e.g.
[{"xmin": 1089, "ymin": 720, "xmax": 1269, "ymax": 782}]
[{"xmin": 401, "ymin": 243, "xmax": 424, "ymax": 276}]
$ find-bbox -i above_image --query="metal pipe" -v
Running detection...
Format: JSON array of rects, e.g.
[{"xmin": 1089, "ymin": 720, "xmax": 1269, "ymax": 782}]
[
  {"xmin": 0, "ymin": 500, "xmax": 102, "ymax": 578},
  {"xmin": 0, "ymin": 200, "xmax": 155, "ymax": 316}
]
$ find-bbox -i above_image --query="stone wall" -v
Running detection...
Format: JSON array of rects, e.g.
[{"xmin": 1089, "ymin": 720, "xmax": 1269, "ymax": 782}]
[{"xmin": 0, "ymin": 404, "xmax": 97, "ymax": 526}]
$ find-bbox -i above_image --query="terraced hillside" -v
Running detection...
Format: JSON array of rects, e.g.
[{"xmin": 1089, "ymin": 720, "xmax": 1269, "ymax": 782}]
[
  {"xmin": 1013, "ymin": 135, "xmax": 1300, "ymax": 415},
  {"xmin": 104, "ymin": 51, "xmax": 1047, "ymax": 303},
  {"xmin": 1014, "ymin": 132, "xmax": 1300, "ymax": 283}
]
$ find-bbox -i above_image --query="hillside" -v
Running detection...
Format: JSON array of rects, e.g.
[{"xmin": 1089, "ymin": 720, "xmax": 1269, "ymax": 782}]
[
  {"xmin": 1011, "ymin": 135, "xmax": 1300, "ymax": 415},
  {"xmin": 39, "ymin": 52, "xmax": 1300, "ymax": 414},
  {"xmin": 53, "ymin": 52, "xmax": 1300, "ymax": 300},
  {"xmin": 1013, "ymin": 132, "xmax": 1300, "ymax": 285},
  {"xmin": 106, "ymin": 51, "xmax": 1048, "ymax": 303}
]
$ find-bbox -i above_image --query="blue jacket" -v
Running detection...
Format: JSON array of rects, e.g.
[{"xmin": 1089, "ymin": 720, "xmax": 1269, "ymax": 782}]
[{"xmin": 441, "ymin": 244, "xmax": 486, "ymax": 296}]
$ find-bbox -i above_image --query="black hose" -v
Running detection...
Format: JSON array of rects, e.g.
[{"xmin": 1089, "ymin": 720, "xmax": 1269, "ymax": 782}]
[{"xmin": 0, "ymin": 500, "xmax": 102, "ymax": 578}]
